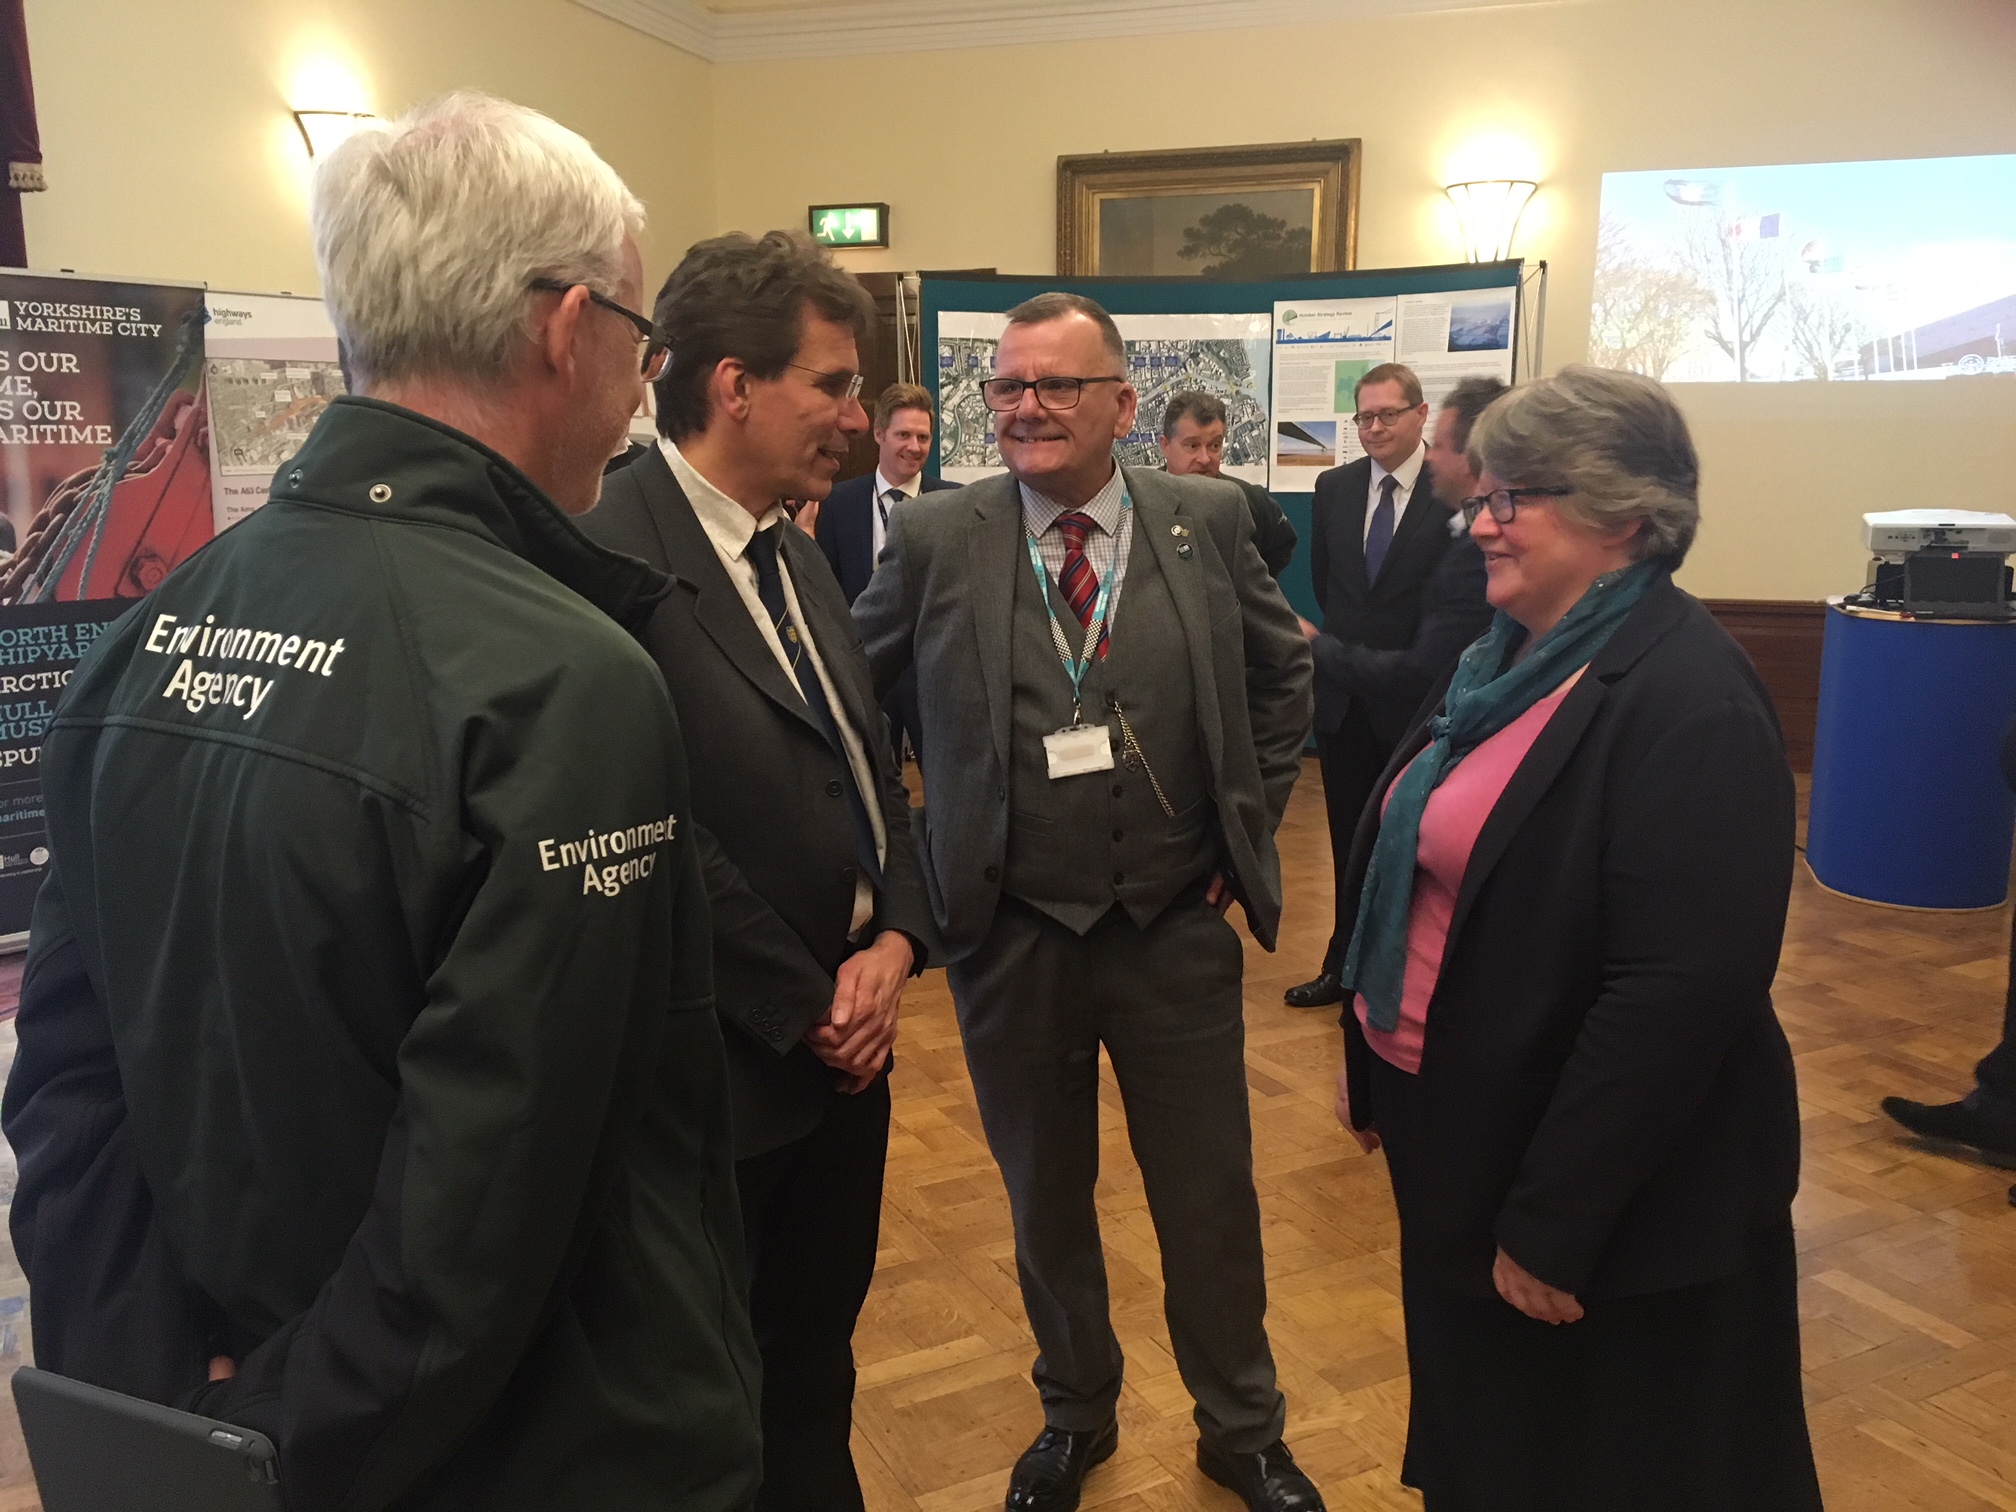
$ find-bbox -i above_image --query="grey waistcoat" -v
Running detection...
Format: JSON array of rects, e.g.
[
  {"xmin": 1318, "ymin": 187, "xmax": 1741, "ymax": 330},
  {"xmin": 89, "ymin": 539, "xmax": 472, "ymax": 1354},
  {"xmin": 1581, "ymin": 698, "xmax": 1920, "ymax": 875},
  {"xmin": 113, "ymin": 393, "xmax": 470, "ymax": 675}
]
[{"xmin": 1002, "ymin": 526, "xmax": 1217, "ymax": 934}]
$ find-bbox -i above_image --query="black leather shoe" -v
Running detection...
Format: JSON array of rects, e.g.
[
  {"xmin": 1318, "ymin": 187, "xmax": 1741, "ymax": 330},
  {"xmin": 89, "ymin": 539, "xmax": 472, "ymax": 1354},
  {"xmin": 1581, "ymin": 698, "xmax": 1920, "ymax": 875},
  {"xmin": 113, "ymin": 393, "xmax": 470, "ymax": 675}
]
[
  {"xmin": 1198, "ymin": 1438, "xmax": 1326, "ymax": 1511},
  {"xmin": 1880, "ymin": 1092, "xmax": 2016, "ymax": 1166},
  {"xmin": 1283, "ymin": 972, "xmax": 1344, "ymax": 1009},
  {"xmin": 1005, "ymin": 1421, "xmax": 1117, "ymax": 1512}
]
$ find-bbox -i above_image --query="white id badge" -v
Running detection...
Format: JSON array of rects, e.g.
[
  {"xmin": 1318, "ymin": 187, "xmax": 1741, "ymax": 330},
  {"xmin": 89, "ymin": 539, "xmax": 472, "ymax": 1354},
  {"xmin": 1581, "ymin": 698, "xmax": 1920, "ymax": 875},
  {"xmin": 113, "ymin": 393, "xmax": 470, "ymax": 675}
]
[{"xmin": 1044, "ymin": 723, "xmax": 1115, "ymax": 779}]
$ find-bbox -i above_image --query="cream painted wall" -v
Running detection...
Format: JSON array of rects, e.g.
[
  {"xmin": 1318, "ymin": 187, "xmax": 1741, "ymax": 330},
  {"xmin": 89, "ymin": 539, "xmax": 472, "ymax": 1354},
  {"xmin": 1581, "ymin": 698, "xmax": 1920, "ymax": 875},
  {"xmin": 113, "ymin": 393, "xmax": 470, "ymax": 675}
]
[
  {"xmin": 19, "ymin": 0, "xmax": 713, "ymax": 296},
  {"xmin": 708, "ymin": 0, "xmax": 2016, "ymax": 600},
  {"xmin": 17, "ymin": 0, "xmax": 2016, "ymax": 598}
]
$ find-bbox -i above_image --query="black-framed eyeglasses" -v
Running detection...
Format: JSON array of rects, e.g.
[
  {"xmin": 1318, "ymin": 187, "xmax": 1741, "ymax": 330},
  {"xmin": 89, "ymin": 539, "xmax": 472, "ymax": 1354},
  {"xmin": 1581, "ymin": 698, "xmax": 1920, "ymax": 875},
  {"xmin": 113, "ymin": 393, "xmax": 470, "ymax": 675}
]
[
  {"xmin": 784, "ymin": 361, "xmax": 866, "ymax": 403},
  {"xmin": 1351, "ymin": 405, "xmax": 1423, "ymax": 430},
  {"xmin": 1461, "ymin": 486, "xmax": 1573, "ymax": 526},
  {"xmin": 527, "ymin": 278, "xmax": 669, "ymax": 381},
  {"xmin": 981, "ymin": 376, "xmax": 1125, "ymax": 412}
]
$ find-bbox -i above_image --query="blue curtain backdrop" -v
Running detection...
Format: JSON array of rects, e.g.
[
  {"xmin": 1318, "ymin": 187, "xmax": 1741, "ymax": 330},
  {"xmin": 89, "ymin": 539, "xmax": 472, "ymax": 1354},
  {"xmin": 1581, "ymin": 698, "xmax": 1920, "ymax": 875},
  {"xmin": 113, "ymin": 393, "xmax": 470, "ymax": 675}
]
[{"xmin": 920, "ymin": 261, "xmax": 1525, "ymax": 622}]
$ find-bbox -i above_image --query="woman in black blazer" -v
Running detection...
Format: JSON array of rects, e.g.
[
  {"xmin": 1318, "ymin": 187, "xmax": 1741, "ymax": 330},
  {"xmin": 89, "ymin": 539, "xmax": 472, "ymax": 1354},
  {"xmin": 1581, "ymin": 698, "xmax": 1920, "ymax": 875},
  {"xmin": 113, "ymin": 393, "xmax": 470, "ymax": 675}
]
[{"xmin": 1335, "ymin": 366, "xmax": 1822, "ymax": 1511}]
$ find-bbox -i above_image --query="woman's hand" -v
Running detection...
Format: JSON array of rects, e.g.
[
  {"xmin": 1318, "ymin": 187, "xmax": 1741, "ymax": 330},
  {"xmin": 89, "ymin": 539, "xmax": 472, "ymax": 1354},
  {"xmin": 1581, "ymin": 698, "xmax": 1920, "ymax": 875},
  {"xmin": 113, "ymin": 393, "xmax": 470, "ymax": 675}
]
[
  {"xmin": 1334, "ymin": 1057, "xmax": 1381, "ymax": 1154},
  {"xmin": 1493, "ymin": 1248, "xmax": 1584, "ymax": 1324}
]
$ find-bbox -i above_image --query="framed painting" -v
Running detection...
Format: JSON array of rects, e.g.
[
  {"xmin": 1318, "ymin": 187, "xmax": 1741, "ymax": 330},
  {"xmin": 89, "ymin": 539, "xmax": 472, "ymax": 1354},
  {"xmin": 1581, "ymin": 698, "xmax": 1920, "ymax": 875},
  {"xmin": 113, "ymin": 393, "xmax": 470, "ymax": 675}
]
[{"xmin": 1057, "ymin": 140, "xmax": 1360, "ymax": 279}]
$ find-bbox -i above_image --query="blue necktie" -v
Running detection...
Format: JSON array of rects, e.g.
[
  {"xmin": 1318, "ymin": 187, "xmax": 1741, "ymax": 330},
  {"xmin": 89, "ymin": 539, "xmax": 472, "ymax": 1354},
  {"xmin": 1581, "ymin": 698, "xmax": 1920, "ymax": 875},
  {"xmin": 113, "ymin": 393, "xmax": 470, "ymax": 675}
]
[
  {"xmin": 745, "ymin": 524, "xmax": 884, "ymax": 890},
  {"xmin": 1365, "ymin": 473, "xmax": 1398, "ymax": 583}
]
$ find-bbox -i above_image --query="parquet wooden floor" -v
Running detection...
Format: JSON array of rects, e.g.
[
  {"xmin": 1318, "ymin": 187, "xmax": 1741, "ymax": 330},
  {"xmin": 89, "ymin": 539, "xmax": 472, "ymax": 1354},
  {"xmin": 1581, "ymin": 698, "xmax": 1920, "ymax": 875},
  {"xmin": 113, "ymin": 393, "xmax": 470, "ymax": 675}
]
[
  {"xmin": 846, "ymin": 761, "xmax": 2016, "ymax": 1512},
  {"xmin": 0, "ymin": 760, "xmax": 2008, "ymax": 1510}
]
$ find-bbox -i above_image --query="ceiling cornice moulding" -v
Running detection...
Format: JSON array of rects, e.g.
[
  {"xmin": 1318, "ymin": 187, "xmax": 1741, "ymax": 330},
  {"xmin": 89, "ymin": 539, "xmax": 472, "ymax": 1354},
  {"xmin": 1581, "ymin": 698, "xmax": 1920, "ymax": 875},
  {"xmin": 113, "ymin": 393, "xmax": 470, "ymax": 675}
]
[{"xmin": 575, "ymin": 0, "xmax": 1556, "ymax": 64}]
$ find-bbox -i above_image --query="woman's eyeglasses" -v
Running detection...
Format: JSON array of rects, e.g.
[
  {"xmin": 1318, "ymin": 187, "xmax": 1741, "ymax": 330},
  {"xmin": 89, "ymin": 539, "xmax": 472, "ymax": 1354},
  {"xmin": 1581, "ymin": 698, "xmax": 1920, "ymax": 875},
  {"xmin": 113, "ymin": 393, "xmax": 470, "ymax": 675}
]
[{"xmin": 1461, "ymin": 486, "xmax": 1572, "ymax": 526}]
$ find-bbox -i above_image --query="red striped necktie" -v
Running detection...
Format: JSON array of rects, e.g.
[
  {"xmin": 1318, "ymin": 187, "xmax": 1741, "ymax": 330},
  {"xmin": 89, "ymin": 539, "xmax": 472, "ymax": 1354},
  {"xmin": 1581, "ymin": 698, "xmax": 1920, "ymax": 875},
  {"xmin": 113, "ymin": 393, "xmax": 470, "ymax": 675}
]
[{"xmin": 1054, "ymin": 511, "xmax": 1108, "ymax": 658}]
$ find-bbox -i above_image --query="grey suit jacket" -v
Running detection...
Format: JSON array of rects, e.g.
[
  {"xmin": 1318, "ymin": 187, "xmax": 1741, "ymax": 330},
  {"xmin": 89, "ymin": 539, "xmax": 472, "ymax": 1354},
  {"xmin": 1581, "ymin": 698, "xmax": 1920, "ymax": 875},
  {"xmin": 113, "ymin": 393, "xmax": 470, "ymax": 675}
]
[{"xmin": 854, "ymin": 464, "xmax": 1312, "ymax": 962}]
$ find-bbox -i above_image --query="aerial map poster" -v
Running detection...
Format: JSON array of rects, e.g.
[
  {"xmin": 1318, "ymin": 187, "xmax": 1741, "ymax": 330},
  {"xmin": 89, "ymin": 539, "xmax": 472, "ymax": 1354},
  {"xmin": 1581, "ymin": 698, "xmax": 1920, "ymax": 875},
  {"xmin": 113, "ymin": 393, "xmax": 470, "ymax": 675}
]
[
  {"xmin": 936, "ymin": 309, "xmax": 1274, "ymax": 485},
  {"xmin": 203, "ymin": 291, "xmax": 345, "ymax": 530}
]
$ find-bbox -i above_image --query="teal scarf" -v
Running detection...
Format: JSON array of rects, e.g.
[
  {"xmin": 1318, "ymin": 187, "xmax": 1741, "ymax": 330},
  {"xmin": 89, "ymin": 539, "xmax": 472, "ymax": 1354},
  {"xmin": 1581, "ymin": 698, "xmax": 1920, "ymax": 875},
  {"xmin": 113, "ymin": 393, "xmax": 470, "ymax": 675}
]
[{"xmin": 1341, "ymin": 560, "xmax": 1660, "ymax": 1033}]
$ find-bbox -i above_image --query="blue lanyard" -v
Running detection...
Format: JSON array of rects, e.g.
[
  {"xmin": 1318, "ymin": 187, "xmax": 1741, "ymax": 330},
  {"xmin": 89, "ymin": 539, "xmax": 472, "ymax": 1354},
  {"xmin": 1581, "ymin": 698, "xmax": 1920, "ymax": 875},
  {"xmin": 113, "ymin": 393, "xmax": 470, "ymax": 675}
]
[{"xmin": 1023, "ymin": 492, "xmax": 1131, "ymax": 723}]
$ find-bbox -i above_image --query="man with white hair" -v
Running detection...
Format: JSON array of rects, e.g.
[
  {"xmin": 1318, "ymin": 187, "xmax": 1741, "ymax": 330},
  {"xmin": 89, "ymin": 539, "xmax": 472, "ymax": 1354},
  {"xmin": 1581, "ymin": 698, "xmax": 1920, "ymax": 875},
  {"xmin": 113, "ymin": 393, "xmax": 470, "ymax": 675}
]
[{"xmin": 1, "ymin": 93, "xmax": 763, "ymax": 1511}]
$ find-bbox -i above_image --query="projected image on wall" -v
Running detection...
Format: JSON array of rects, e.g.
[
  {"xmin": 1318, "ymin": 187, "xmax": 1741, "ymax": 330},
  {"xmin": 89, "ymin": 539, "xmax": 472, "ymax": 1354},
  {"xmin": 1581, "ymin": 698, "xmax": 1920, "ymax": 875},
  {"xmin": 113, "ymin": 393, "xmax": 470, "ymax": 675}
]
[{"xmin": 1593, "ymin": 154, "xmax": 2016, "ymax": 382}]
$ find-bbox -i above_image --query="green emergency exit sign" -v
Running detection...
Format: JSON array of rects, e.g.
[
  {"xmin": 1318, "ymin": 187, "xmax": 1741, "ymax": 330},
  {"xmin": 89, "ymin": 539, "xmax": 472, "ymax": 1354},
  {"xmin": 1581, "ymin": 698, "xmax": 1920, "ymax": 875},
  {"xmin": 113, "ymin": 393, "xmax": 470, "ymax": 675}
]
[{"xmin": 809, "ymin": 203, "xmax": 890, "ymax": 249}]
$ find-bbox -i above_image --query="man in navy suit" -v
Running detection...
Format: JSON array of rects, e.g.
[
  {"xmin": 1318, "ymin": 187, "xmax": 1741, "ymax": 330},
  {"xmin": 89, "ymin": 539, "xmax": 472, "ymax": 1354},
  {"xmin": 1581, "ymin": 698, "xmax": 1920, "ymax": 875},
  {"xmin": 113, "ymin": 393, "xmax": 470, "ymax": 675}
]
[
  {"xmin": 818, "ymin": 382, "xmax": 958, "ymax": 765},
  {"xmin": 1285, "ymin": 362, "xmax": 1481, "ymax": 1009}
]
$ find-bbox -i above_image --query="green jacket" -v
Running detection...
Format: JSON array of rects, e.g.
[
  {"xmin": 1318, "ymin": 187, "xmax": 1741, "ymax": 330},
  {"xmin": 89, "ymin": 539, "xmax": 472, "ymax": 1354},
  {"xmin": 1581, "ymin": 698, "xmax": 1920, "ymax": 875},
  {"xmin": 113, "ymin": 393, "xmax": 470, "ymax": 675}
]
[{"xmin": 6, "ymin": 398, "xmax": 762, "ymax": 1511}]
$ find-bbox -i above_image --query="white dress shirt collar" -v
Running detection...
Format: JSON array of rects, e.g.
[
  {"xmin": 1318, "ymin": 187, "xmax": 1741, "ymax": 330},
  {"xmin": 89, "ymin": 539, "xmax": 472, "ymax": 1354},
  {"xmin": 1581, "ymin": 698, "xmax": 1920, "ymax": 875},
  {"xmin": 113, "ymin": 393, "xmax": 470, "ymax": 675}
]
[
  {"xmin": 874, "ymin": 468, "xmax": 920, "ymax": 504},
  {"xmin": 659, "ymin": 437, "xmax": 784, "ymax": 559},
  {"xmin": 1369, "ymin": 442, "xmax": 1427, "ymax": 499},
  {"xmin": 1018, "ymin": 462, "xmax": 1127, "ymax": 537}
]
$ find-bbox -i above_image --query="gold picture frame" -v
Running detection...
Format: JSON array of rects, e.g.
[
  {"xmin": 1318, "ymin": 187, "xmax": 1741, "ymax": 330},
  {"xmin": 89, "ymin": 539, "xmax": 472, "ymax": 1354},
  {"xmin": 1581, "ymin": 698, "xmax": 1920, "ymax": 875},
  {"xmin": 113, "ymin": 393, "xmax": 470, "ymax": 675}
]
[{"xmin": 1057, "ymin": 139, "xmax": 1361, "ymax": 278}]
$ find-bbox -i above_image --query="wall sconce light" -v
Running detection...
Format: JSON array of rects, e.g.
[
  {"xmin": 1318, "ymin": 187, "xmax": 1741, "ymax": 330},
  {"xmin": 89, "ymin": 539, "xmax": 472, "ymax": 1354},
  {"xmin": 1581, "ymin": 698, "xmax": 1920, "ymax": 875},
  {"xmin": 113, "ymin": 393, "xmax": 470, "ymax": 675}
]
[
  {"xmin": 292, "ymin": 110, "xmax": 382, "ymax": 158},
  {"xmin": 1444, "ymin": 179, "xmax": 1539, "ymax": 262}
]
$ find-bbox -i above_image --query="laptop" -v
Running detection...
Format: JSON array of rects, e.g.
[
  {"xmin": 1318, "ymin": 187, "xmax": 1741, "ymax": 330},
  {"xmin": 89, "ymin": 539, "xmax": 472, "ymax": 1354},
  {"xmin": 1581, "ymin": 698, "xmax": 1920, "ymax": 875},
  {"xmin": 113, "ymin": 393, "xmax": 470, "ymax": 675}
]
[{"xmin": 12, "ymin": 1366, "xmax": 282, "ymax": 1512}]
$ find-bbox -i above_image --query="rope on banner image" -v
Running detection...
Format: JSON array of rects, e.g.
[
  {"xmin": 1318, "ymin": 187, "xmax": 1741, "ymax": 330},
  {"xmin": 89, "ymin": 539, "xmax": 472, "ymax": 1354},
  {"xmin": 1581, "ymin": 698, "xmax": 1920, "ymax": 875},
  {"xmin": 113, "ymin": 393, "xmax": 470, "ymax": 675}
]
[{"xmin": 0, "ymin": 303, "xmax": 210, "ymax": 605}]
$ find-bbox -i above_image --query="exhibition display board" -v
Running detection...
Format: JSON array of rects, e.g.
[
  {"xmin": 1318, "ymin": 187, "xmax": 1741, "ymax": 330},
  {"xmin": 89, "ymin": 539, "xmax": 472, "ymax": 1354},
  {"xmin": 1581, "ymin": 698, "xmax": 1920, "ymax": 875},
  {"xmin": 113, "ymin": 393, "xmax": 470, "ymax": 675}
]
[
  {"xmin": 0, "ymin": 270, "xmax": 338, "ymax": 946},
  {"xmin": 920, "ymin": 261, "xmax": 1526, "ymax": 620}
]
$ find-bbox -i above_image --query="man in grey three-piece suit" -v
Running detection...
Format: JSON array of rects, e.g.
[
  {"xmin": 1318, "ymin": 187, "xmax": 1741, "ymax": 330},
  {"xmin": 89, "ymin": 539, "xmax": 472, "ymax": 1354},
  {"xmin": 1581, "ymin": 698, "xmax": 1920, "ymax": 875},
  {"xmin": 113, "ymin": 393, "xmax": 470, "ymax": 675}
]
[{"xmin": 854, "ymin": 294, "xmax": 1320, "ymax": 1512}]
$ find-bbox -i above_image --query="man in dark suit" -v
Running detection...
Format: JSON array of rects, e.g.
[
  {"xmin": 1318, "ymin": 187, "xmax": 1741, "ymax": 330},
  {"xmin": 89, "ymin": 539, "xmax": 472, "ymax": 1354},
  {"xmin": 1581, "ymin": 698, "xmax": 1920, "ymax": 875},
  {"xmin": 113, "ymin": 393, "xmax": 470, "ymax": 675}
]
[
  {"xmin": 1285, "ymin": 361, "xmax": 1459, "ymax": 1010},
  {"xmin": 1157, "ymin": 388, "xmax": 1298, "ymax": 578},
  {"xmin": 581, "ymin": 230, "xmax": 935, "ymax": 1512},
  {"xmin": 1294, "ymin": 372, "xmax": 1504, "ymax": 795},
  {"xmin": 856, "ymin": 293, "xmax": 1322, "ymax": 1512},
  {"xmin": 818, "ymin": 381, "xmax": 958, "ymax": 765}
]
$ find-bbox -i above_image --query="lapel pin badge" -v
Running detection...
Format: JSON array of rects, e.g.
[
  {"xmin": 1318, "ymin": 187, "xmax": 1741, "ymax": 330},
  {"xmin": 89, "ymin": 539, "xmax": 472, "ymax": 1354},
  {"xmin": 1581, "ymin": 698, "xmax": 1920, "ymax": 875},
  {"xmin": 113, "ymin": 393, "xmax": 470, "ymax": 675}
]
[
  {"xmin": 1171, "ymin": 524, "xmax": 1191, "ymax": 537},
  {"xmin": 1177, "ymin": 542, "xmax": 1194, "ymax": 558}
]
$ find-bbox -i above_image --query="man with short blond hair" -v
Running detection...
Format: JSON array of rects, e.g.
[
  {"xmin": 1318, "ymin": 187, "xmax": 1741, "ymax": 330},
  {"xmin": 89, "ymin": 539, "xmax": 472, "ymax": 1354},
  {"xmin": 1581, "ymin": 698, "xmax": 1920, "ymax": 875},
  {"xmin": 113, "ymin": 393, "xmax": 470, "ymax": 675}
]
[
  {"xmin": 818, "ymin": 381, "xmax": 958, "ymax": 763},
  {"xmin": 856, "ymin": 291, "xmax": 1323, "ymax": 1512}
]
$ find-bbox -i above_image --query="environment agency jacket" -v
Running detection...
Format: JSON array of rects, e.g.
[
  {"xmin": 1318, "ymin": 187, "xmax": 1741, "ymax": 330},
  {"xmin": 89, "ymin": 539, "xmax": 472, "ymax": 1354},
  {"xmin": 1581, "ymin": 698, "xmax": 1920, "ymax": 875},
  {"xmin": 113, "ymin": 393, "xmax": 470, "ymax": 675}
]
[{"xmin": 1, "ymin": 397, "xmax": 763, "ymax": 1512}]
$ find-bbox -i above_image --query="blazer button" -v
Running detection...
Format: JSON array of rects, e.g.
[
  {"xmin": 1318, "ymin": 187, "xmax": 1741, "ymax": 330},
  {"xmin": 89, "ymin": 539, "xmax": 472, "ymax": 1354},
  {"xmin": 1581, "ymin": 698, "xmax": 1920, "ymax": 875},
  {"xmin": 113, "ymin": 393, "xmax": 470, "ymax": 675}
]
[
  {"xmin": 1112, "ymin": 871, "xmax": 1125, "ymax": 885},
  {"xmin": 826, "ymin": 778, "xmax": 843, "ymax": 797},
  {"xmin": 1112, "ymin": 784, "xmax": 1124, "ymax": 798},
  {"xmin": 984, "ymin": 864, "xmax": 1000, "ymax": 881},
  {"xmin": 1111, "ymin": 829, "xmax": 1124, "ymax": 842}
]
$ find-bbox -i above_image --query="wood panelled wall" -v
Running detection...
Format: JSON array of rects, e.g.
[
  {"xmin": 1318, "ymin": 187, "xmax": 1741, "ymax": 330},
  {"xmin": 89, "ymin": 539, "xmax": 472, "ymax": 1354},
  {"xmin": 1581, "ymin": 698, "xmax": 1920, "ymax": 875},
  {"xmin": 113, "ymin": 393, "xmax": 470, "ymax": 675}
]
[{"xmin": 1703, "ymin": 600, "xmax": 1827, "ymax": 771}]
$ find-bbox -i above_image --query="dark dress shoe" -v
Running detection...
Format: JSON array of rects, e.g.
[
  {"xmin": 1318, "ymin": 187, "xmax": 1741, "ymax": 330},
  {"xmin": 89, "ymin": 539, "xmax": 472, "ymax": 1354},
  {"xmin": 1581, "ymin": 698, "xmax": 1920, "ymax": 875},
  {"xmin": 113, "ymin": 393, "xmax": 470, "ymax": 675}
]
[
  {"xmin": 1197, "ymin": 1438, "xmax": 1326, "ymax": 1511},
  {"xmin": 1880, "ymin": 1092, "xmax": 2016, "ymax": 1166},
  {"xmin": 1283, "ymin": 972, "xmax": 1344, "ymax": 1009},
  {"xmin": 1005, "ymin": 1421, "xmax": 1117, "ymax": 1512}
]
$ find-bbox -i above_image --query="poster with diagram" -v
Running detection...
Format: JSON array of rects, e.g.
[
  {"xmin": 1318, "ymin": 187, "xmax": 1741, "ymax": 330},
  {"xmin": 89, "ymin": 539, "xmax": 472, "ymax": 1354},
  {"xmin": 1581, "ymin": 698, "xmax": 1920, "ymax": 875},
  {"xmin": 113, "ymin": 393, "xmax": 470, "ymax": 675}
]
[{"xmin": 1269, "ymin": 289, "xmax": 1515, "ymax": 487}]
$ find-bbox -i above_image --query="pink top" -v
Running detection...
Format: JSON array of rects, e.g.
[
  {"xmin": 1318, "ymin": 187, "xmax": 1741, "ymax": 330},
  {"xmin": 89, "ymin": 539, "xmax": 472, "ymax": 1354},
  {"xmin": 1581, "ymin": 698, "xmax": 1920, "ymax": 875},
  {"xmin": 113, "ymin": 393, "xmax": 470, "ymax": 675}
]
[{"xmin": 1354, "ymin": 671, "xmax": 1582, "ymax": 1073}]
